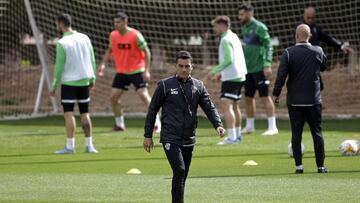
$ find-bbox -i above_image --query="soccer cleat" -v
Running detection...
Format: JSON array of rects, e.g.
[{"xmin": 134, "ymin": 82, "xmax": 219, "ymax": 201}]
[
  {"xmin": 236, "ymin": 136, "xmax": 243, "ymax": 142},
  {"xmin": 153, "ymin": 125, "xmax": 161, "ymax": 133},
  {"xmin": 55, "ymin": 147, "xmax": 75, "ymax": 154},
  {"xmin": 85, "ymin": 146, "xmax": 98, "ymax": 154},
  {"xmin": 217, "ymin": 137, "xmax": 240, "ymax": 145},
  {"xmin": 262, "ymin": 128, "xmax": 279, "ymax": 136},
  {"xmin": 112, "ymin": 125, "xmax": 126, "ymax": 132},
  {"xmin": 318, "ymin": 167, "xmax": 329, "ymax": 173},
  {"xmin": 241, "ymin": 127, "xmax": 255, "ymax": 134},
  {"xmin": 295, "ymin": 169, "xmax": 304, "ymax": 174}
]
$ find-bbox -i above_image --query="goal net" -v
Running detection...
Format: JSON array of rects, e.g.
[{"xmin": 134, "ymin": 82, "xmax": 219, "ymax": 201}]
[{"xmin": 1, "ymin": 0, "xmax": 359, "ymax": 119}]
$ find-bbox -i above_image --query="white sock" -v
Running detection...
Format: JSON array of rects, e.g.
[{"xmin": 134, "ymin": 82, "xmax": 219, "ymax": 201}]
[
  {"xmin": 115, "ymin": 116, "xmax": 125, "ymax": 128},
  {"xmin": 246, "ymin": 118, "xmax": 255, "ymax": 129},
  {"xmin": 66, "ymin": 138, "xmax": 75, "ymax": 149},
  {"xmin": 85, "ymin": 137, "xmax": 94, "ymax": 148},
  {"xmin": 155, "ymin": 113, "xmax": 161, "ymax": 127},
  {"xmin": 236, "ymin": 127, "xmax": 241, "ymax": 137},
  {"xmin": 296, "ymin": 165, "xmax": 304, "ymax": 170},
  {"xmin": 227, "ymin": 128, "xmax": 237, "ymax": 140},
  {"xmin": 268, "ymin": 116, "xmax": 277, "ymax": 130}
]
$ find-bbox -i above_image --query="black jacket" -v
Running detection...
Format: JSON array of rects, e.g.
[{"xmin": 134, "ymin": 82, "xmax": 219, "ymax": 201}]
[
  {"xmin": 273, "ymin": 43, "xmax": 327, "ymax": 105},
  {"xmin": 301, "ymin": 21, "xmax": 343, "ymax": 50},
  {"xmin": 144, "ymin": 76, "xmax": 223, "ymax": 146}
]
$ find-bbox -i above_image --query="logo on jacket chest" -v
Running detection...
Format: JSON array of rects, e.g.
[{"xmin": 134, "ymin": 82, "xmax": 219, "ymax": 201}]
[
  {"xmin": 117, "ymin": 43, "xmax": 131, "ymax": 49},
  {"xmin": 170, "ymin": 88, "xmax": 178, "ymax": 95}
]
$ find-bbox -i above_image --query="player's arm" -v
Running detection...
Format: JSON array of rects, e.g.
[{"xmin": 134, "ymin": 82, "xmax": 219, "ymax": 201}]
[
  {"xmin": 98, "ymin": 36, "xmax": 112, "ymax": 76},
  {"xmin": 319, "ymin": 48, "xmax": 327, "ymax": 72},
  {"xmin": 89, "ymin": 43, "xmax": 96, "ymax": 89},
  {"xmin": 144, "ymin": 81, "xmax": 165, "ymax": 139},
  {"xmin": 142, "ymin": 46, "xmax": 151, "ymax": 81},
  {"xmin": 143, "ymin": 81, "xmax": 165, "ymax": 152},
  {"xmin": 198, "ymin": 82, "xmax": 223, "ymax": 131},
  {"xmin": 272, "ymin": 49, "xmax": 289, "ymax": 102},
  {"xmin": 208, "ymin": 40, "xmax": 233, "ymax": 79},
  {"xmin": 257, "ymin": 26, "xmax": 274, "ymax": 76},
  {"xmin": 198, "ymin": 82, "xmax": 225, "ymax": 137},
  {"xmin": 138, "ymin": 32, "xmax": 151, "ymax": 81},
  {"xmin": 50, "ymin": 43, "xmax": 66, "ymax": 94},
  {"xmin": 317, "ymin": 27, "xmax": 343, "ymax": 50}
]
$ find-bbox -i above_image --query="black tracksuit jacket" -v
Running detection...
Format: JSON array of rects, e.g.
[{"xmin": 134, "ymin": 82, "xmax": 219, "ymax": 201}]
[
  {"xmin": 144, "ymin": 76, "xmax": 223, "ymax": 146},
  {"xmin": 301, "ymin": 21, "xmax": 343, "ymax": 50},
  {"xmin": 273, "ymin": 43, "xmax": 327, "ymax": 105}
]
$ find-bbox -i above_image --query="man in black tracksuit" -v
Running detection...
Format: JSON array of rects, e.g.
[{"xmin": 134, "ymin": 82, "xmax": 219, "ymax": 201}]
[
  {"xmin": 143, "ymin": 50, "xmax": 225, "ymax": 203},
  {"xmin": 273, "ymin": 24, "xmax": 329, "ymax": 174},
  {"xmin": 302, "ymin": 6, "xmax": 352, "ymax": 53},
  {"xmin": 301, "ymin": 6, "xmax": 353, "ymax": 91}
]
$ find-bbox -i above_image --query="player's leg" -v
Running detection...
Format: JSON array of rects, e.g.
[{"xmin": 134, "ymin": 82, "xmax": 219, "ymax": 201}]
[
  {"xmin": 162, "ymin": 143, "xmax": 187, "ymax": 203},
  {"xmin": 181, "ymin": 146, "xmax": 194, "ymax": 185},
  {"xmin": 133, "ymin": 73, "xmax": 161, "ymax": 132},
  {"xmin": 80, "ymin": 112, "xmax": 98, "ymax": 153},
  {"xmin": 288, "ymin": 106, "xmax": 306, "ymax": 173},
  {"xmin": 305, "ymin": 105, "xmax": 327, "ymax": 172},
  {"xmin": 56, "ymin": 85, "xmax": 76, "ymax": 154},
  {"xmin": 136, "ymin": 87, "xmax": 151, "ymax": 106},
  {"xmin": 77, "ymin": 86, "xmax": 97, "ymax": 153},
  {"xmin": 233, "ymin": 101, "xmax": 242, "ymax": 139},
  {"xmin": 233, "ymin": 82, "xmax": 244, "ymax": 139},
  {"xmin": 221, "ymin": 99, "xmax": 236, "ymax": 137},
  {"xmin": 257, "ymin": 71, "xmax": 278, "ymax": 136},
  {"xmin": 111, "ymin": 73, "xmax": 127, "ymax": 131},
  {"xmin": 63, "ymin": 112, "xmax": 76, "ymax": 150},
  {"xmin": 218, "ymin": 81, "xmax": 241, "ymax": 145},
  {"xmin": 111, "ymin": 88, "xmax": 125, "ymax": 130},
  {"xmin": 243, "ymin": 73, "xmax": 256, "ymax": 134},
  {"xmin": 260, "ymin": 96, "xmax": 278, "ymax": 135}
]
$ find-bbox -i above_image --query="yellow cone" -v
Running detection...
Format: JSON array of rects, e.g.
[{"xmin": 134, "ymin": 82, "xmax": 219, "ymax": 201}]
[
  {"xmin": 127, "ymin": 168, "xmax": 142, "ymax": 175},
  {"xmin": 243, "ymin": 160, "xmax": 258, "ymax": 166}
]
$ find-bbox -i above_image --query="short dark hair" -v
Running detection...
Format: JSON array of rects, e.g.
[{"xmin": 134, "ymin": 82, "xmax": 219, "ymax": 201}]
[
  {"xmin": 113, "ymin": 11, "xmax": 128, "ymax": 20},
  {"xmin": 176, "ymin": 50, "xmax": 193, "ymax": 63},
  {"xmin": 57, "ymin": 14, "xmax": 72, "ymax": 27},
  {"xmin": 211, "ymin": 16, "xmax": 231, "ymax": 28},
  {"xmin": 238, "ymin": 3, "xmax": 254, "ymax": 11}
]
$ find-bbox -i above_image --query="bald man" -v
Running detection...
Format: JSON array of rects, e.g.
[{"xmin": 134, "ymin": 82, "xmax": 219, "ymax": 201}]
[
  {"xmin": 302, "ymin": 6, "xmax": 353, "ymax": 92},
  {"xmin": 302, "ymin": 6, "xmax": 352, "ymax": 54},
  {"xmin": 273, "ymin": 24, "xmax": 329, "ymax": 174}
]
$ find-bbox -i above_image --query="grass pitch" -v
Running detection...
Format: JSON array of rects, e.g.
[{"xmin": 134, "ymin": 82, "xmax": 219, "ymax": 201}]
[{"xmin": 0, "ymin": 116, "xmax": 359, "ymax": 203}]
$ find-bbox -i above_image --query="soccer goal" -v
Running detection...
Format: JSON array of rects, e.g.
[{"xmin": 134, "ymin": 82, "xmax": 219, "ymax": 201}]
[{"xmin": 0, "ymin": 0, "xmax": 359, "ymax": 120}]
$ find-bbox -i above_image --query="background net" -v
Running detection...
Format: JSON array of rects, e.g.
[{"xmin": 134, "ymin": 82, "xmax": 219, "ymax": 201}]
[{"xmin": 1, "ymin": 0, "xmax": 359, "ymax": 119}]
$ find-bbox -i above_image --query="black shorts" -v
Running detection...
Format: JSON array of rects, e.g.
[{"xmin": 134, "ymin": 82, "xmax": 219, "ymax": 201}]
[
  {"xmin": 61, "ymin": 85, "xmax": 90, "ymax": 113},
  {"xmin": 220, "ymin": 81, "xmax": 244, "ymax": 101},
  {"xmin": 245, "ymin": 71, "xmax": 270, "ymax": 97},
  {"xmin": 112, "ymin": 72, "xmax": 148, "ymax": 91}
]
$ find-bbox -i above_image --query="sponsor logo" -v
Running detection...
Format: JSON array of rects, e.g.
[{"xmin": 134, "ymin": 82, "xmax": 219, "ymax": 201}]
[
  {"xmin": 117, "ymin": 43, "xmax": 131, "ymax": 49},
  {"xmin": 170, "ymin": 88, "xmax": 178, "ymax": 95}
]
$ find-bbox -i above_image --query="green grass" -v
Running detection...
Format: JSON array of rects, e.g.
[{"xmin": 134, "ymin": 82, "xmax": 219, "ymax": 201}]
[{"xmin": 0, "ymin": 116, "xmax": 359, "ymax": 203}]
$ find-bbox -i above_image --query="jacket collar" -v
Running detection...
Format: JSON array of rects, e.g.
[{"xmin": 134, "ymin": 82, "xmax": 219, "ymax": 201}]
[
  {"xmin": 296, "ymin": 42, "xmax": 311, "ymax": 46},
  {"xmin": 175, "ymin": 75, "xmax": 192, "ymax": 83}
]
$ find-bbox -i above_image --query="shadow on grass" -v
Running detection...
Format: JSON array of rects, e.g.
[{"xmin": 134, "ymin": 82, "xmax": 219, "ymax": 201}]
[
  {"xmin": 15, "ymin": 130, "xmax": 118, "ymax": 137},
  {"xmin": 0, "ymin": 156, "xmax": 165, "ymax": 166},
  {"xmin": 1, "ymin": 117, "xmax": 360, "ymax": 132},
  {"xmin": 0, "ymin": 151, "xmax": 284, "ymax": 166},
  {"xmin": 0, "ymin": 148, "xmax": 341, "ymax": 159},
  {"xmin": 0, "ymin": 150, "xmax": 325, "ymax": 166},
  {"xmin": 189, "ymin": 169, "xmax": 360, "ymax": 179}
]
